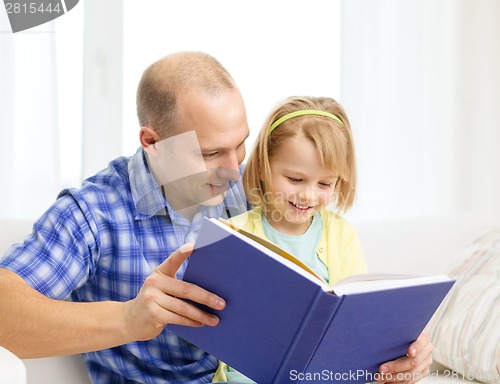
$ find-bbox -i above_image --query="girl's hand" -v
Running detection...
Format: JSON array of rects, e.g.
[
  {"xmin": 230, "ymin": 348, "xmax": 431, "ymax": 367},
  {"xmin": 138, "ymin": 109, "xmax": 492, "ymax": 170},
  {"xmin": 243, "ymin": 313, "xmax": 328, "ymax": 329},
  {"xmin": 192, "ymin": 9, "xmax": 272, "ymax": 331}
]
[{"xmin": 376, "ymin": 331, "xmax": 433, "ymax": 384}]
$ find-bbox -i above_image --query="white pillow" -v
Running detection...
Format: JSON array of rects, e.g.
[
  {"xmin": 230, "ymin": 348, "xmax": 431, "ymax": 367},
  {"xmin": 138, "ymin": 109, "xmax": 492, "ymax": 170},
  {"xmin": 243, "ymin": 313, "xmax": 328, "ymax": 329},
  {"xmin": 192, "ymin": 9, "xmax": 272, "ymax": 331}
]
[{"xmin": 426, "ymin": 231, "xmax": 500, "ymax": 383}]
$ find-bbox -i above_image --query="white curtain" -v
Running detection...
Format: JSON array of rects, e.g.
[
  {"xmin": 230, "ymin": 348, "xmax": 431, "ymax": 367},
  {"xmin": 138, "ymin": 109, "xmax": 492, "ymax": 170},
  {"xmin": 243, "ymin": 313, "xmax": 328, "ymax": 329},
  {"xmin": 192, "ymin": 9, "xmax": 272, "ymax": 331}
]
[
  {"xmin": 0, "ymin": 6, "xmax": 83, "ymax": 222},
  {"xmin": 342, "ymin": 0, "xmax": 500, "ymax": 223},
  {"xmin": 0, "ymin": 12, "xmax": 60, "ymax": 221}
]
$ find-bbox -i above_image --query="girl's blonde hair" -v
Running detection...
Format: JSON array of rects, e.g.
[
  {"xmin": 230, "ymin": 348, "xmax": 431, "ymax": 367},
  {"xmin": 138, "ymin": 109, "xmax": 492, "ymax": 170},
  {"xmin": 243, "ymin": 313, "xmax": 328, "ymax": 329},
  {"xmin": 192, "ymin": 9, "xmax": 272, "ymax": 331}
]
[{"xmin": 243, "ymin": 96, "xmax": 356, "ymax": 213}]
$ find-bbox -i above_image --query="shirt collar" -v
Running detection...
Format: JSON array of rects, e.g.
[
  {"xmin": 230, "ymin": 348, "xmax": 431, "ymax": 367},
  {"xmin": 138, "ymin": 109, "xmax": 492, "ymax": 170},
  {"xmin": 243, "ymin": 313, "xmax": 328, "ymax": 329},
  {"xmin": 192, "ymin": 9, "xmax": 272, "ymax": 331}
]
[{"xmin": 129, "ymin": 148, "xmax": 168, "ymax": 220}]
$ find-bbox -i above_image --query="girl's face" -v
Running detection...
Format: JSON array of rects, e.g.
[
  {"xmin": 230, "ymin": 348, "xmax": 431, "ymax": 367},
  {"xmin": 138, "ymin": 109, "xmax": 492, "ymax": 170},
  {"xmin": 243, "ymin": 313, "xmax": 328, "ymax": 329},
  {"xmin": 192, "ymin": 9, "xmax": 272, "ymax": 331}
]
[{"xmin": 264, "ymin": 134, "xmax": 339, "ymax": 235}]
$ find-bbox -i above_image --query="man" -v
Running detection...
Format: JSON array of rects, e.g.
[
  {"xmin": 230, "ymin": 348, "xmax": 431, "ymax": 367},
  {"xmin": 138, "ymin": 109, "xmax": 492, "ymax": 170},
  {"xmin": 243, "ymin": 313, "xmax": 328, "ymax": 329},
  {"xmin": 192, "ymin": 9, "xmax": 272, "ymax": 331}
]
[{"xmin": 0, "ymin": 51, "xmax": 432, "ymax": 383}]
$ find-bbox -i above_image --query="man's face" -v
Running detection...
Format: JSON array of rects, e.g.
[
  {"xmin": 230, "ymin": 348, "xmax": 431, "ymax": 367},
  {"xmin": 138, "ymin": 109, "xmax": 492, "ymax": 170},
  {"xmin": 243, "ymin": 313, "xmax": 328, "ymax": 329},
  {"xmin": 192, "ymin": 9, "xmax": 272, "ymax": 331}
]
[{"xmin": 145, "ymin": 88, "xmax": 250, "ymax": 214}]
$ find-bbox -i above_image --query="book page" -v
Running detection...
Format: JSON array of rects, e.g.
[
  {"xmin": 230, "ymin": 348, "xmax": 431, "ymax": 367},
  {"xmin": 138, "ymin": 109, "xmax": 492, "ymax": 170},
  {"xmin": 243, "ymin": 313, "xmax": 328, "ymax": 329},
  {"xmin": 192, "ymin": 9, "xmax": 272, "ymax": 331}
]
[{"xmin": 332, "ymin": 273, "xmax": 452, "ymax": 295}]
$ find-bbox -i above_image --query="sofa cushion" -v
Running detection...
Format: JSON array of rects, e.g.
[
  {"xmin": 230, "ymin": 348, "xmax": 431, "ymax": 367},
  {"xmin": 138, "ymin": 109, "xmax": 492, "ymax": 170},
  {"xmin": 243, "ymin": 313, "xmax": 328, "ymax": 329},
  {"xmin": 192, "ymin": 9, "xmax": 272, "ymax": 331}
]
[{"xmin": 426, "ymin": 230, "xmax": 500, "ymax": 384}]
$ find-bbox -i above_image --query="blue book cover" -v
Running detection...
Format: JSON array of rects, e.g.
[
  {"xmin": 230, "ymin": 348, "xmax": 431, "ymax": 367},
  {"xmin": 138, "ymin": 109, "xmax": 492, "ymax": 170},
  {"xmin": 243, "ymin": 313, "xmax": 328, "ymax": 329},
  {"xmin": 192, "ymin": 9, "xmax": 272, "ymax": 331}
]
[{"xmin": 168, "ymin": 218, "xmax": 454, "ymax": 383}]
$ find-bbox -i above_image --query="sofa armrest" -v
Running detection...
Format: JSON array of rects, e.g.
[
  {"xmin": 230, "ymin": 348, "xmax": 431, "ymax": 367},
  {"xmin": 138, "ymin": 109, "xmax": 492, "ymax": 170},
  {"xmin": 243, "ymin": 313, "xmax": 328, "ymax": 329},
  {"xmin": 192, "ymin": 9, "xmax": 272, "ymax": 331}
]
[
  {"xmin": 23, "ymin": 355, "xmax": 91, "ymax": 384},
  {"xmin": 0, "ymin": 346, "xmax": 26, "ymax": 384}
]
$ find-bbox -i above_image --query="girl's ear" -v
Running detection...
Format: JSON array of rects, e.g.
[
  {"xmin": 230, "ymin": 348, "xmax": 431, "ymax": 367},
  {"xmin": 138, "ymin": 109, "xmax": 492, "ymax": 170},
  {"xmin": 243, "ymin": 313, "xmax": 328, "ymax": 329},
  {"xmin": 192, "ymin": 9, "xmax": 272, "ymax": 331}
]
[{"xmin": 139, "ymin": 127, "xmax": 161, "ymax": 148}]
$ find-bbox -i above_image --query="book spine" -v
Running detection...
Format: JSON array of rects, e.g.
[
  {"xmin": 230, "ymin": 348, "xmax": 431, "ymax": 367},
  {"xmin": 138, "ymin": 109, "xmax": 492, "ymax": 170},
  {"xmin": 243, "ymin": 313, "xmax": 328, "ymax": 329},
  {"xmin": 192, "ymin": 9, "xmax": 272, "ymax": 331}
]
[{"xmin": 273, "ymin": 290, "xmax": 342, "ymax": 384}]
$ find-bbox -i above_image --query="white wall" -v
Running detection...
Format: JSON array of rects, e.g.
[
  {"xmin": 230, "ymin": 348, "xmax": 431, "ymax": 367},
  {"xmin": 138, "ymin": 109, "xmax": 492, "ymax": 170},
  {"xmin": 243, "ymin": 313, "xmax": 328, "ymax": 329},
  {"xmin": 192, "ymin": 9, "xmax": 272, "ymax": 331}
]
[
  {"xmin": 120, "ymin": 0, "xmax": 342, "ymax": 163},
  {"xmin": 81, "ymin": 0, "xmax": 123, "ymax": 178},
  {"xmin": 341, "ymin": 0, "xmax": 500, "ymax": 222},
  {"xmin": 451, "ymin": 0, "xmax": 500, "ymax": 221}
]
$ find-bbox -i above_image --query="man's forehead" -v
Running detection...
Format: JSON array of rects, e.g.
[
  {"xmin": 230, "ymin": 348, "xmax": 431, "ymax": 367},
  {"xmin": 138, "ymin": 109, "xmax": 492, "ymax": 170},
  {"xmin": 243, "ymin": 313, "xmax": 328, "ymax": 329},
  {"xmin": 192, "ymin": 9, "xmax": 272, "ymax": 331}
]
[{"xmin": 173, "ymin": 87, "xmax": 249, "ymax": 149}]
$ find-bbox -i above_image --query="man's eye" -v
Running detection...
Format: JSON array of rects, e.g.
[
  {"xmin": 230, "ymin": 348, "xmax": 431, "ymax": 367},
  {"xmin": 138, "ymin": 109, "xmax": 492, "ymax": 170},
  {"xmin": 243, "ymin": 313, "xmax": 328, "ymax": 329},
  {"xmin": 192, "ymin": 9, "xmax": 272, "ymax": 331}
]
[{"xmin": 203, "ymin": 152, "xmax": 218, "ymax": 159}]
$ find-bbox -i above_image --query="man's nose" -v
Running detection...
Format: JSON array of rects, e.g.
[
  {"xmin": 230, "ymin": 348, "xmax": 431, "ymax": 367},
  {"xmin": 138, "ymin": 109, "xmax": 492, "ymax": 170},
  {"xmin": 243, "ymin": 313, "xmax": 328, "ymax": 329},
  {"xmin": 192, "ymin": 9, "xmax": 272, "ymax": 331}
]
[
  {"xmin": 215, "ymin": 166, "xmax": 240, "ymax": 182},
  {"xmin": 215, "ymin": 152, "xmax": 241, "ymax": 181}
]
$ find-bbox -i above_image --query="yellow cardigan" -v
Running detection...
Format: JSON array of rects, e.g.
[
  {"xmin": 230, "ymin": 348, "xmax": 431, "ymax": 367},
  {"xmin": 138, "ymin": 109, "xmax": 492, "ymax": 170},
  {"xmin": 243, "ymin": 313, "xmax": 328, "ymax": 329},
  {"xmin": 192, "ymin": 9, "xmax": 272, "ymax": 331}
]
[{"xmin": 226, "ymin": 207, "xmax": 367, "ymax": 285}]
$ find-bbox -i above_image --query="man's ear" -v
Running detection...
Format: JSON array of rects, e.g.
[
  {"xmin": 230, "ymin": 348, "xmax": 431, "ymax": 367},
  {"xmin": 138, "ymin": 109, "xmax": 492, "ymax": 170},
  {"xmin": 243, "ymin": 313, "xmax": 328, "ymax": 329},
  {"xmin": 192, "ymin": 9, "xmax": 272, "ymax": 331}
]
[{"xmin": 139, "ymin": 127, "xmax": 161, "ymax": 148}]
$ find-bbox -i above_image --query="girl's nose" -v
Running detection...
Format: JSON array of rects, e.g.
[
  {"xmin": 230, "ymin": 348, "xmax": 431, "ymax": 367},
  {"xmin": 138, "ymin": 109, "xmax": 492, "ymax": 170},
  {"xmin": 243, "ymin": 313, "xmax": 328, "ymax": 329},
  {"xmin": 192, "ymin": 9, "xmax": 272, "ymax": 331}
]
[{"xmin": 298, "ymin": 189, "xmax": 317, "ymax": 205}]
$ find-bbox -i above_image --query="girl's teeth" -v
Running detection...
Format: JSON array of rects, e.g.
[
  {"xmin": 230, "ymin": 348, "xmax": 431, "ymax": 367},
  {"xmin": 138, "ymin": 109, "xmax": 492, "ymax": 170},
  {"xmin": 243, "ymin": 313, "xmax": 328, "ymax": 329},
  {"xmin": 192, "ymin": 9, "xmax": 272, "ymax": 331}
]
[{"xmin": 292, "ymin": 202, "xmax": 309, "ymax": 209}]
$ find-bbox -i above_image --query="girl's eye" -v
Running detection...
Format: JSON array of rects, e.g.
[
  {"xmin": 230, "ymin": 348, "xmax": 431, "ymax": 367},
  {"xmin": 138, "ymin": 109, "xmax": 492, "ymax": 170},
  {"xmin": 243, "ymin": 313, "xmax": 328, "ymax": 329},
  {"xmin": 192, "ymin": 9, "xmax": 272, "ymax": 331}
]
[
  {"xmin": 287, "ymin": 177, "xmax": 302, "ymax": 183},
  {"xmin": 319, "ymin": 182, "xmax": 332, "ymax": 188}
]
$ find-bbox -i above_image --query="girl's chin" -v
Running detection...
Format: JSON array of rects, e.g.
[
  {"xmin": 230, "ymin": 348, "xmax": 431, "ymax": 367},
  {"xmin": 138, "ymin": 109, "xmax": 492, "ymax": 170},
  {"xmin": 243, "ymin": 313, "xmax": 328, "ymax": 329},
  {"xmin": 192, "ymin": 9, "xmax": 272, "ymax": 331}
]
[
  {"xmin": 281, "ymin": 212, "xmax": 314, "ymax": 229},
  {"xmin": 287, "ymin": 208, "xmax": 314, "ymax": 220}
]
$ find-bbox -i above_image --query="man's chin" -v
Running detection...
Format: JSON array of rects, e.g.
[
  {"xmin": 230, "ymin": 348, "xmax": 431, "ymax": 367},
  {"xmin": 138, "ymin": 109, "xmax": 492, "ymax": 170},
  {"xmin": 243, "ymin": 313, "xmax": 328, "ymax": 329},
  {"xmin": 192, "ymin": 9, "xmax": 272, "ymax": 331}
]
[{"xmin": 200, "ymin": 192, "xmax": 226, "ymax": 207}]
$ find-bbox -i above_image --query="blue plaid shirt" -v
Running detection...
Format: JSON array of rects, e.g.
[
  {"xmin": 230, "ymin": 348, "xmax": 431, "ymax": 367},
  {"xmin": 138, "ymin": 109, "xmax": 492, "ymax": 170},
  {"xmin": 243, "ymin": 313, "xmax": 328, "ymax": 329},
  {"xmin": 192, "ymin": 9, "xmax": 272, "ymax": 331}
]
[{"xmin": 0, "ymin": 148, "xmax": 248, "ymax": 383}]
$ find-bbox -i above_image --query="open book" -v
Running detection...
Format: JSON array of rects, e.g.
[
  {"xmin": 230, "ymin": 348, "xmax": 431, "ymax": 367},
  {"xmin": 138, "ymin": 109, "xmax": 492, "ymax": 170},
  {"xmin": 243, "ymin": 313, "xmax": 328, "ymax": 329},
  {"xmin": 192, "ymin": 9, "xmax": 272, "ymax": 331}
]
[{"xmin": 169, "ymin": 217, "xmax": 454, "ymax": 384}]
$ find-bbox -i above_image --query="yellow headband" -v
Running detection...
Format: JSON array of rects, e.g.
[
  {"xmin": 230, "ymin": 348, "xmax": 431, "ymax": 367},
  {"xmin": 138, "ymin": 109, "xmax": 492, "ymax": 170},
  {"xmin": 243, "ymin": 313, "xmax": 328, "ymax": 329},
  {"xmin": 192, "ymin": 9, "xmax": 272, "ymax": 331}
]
[{"xmin": 269, "ymin": 109, "xmax": 344, "ymax": 135}]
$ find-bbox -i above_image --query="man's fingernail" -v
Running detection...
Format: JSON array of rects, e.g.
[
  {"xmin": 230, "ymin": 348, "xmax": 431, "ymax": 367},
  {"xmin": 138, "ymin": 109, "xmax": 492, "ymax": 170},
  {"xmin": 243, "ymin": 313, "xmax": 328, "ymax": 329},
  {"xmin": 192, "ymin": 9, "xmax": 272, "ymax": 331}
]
[
  {"xmin": 215, "ymin": 298, "xmax": 226, "ymax": 309},
  {"xmin": 380, "ymin": 365, "xmax": 389, "ymax": 374},
  {"xmin": 209, "ymin": 315, "xmax": 219, "ymax": 326},
  {"xmin": 180, "ymin": 242, "xmax": 194, "ymax": 254}
]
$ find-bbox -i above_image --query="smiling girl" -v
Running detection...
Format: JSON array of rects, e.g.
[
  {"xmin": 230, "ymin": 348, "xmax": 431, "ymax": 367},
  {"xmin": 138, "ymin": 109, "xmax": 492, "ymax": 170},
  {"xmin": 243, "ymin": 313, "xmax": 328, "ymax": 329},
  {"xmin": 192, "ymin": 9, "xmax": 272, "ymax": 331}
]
[
  {"xmin": 211, "ymin": 96, "xmax": 366, "ymax": 383},
  {"xmin": 213, "ymin": 96, "xmax": 434, "ymax": 384},
  {"xmin": 230, "ymin": 96, "xmax": 367, "ymax": 286}
]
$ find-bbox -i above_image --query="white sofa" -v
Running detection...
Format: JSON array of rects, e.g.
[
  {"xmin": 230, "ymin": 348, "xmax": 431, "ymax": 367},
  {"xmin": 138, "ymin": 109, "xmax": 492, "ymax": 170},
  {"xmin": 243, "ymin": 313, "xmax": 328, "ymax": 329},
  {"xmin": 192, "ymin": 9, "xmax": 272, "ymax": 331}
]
[
  {"xmin": 1, "ymin": 215, "xmax": 495, "ymax": 383},
  {"xmin": 354, "ymin": 214, "xmax": 498, "ymax": 384}
]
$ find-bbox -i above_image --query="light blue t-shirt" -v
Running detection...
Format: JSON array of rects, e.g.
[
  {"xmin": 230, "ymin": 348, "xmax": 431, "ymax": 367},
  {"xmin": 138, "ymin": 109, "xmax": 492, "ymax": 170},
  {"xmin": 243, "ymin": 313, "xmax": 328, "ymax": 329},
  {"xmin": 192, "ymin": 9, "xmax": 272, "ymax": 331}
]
[{"xmin": 261, "ymin": 212, "xmax": 329, "ymax": 283}]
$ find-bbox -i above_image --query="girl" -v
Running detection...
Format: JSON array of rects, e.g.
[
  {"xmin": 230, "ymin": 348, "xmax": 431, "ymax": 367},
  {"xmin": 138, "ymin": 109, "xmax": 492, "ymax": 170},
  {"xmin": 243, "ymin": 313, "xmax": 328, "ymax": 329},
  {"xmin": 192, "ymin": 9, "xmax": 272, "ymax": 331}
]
[
  {"xmin": 234, "ymin": 96, "xmax": 366, "ymax": 285},
  {"xmin": 213, "ymin": 96, "xmax": 366, "ymax": 383},
  {"xmin": 213, "ymin": 96, "xmax": 432, "ymax": 383}
]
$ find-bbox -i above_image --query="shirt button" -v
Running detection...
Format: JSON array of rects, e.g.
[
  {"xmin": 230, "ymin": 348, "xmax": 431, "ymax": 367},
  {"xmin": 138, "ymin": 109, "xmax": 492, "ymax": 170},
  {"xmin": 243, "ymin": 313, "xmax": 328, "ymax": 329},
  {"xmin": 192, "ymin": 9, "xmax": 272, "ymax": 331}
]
[{"xmin": 318, "ymin": 247, "xmax": 324, "ymax": 253}]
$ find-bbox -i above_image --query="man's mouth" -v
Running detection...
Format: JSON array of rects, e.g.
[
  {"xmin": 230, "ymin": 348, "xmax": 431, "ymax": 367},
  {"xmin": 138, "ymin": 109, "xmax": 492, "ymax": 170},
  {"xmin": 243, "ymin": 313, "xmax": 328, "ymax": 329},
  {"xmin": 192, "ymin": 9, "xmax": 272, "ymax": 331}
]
[{"xmin": 208, "ymin": 182, "xmax": 227, "ymax": 196}]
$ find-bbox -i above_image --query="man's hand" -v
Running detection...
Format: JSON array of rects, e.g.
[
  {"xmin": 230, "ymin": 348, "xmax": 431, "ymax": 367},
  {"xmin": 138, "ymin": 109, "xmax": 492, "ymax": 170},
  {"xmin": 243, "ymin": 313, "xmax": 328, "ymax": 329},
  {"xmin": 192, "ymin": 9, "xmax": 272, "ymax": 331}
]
[
  {"xmin": 376, "ymin": 331, "xmax": 433, "ymax": 384},
  {"xmin": 123, "ymin": 243, "xmax": 226, "ymax": 341}
]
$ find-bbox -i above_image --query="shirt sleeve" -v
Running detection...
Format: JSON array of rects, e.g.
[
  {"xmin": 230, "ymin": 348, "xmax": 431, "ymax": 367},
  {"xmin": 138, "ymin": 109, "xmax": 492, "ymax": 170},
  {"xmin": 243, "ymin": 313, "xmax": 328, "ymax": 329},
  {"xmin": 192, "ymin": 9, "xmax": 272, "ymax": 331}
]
[{"xmin": 0, "ymin": 194, "xmax": 98, "ymax": 299}]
